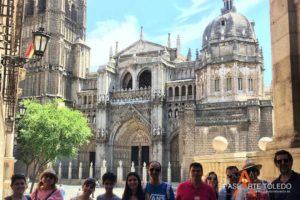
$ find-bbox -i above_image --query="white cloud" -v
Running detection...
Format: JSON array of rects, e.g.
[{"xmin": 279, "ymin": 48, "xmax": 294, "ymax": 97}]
[
  {"xmin": 86, "ymin": 16, "xmax": 140, "ymax": 72},
  {"xmin": 175, "ymin": 0, "xmax": 213, "ymax": 23}
]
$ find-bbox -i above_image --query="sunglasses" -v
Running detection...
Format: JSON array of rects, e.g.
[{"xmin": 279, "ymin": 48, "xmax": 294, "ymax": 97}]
[
  {"xmin": 149, "ymin": 168, "xmax": 160, "ymax": 172},
  {"xmin": 276, "ymin": 159, "xmax": 290, "ymax": 164},
  {"xmin": 227, "ymin": 173, "xmax": 239, "ymax": 179}
]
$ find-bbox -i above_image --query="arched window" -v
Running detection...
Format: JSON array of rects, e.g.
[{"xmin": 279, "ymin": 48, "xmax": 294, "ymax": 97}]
[
  {"xmin": 139, "ymin": 70, "xmax": 151, "ymax": 88},
  {"xmin": 122, "ymin": 72, "xmax": 132, "ymax": 89},
  {"xmin": 92, "ymin": 115, "xmax": 96, "ymax": 124},
  {"xmin": 168, "ymin": 109, "xmax": 172, "ymax": 119},
  {"xmin": 248, "ymin": 78, "xmax": 253, "ymax": 91},
  {"xmin": 181, "ymin": 86, "xmax": 186, "ymax": 96},
  {"xmin": 226, "ymin": 77, "xmax": 232, "ymax": 91},
  {"xmin": 188, "ymin": 85, "xmax": 193, "ymax": 95},
  {"xmin": 38, "ymin": 0, "xmax": 46, "ymax": 13},
  {"xmin": 175, "ymin": 109, "xmax": 179, "ymax": 118},
  {"xmin": 168, "ymin": 87, "xmax": 173, "ymax": 97},
  {"xmin": 214, "ymin": 78, "xmax": 220, "ymax": 92},
  {"xmin": 238, "ymin": 77, "xmax": 243, "ymax": 90},
  {"xmin": 175, "ymin": 86, "xmax": 179, "ymax": 96},
  {"xmin": 71, "ymin": 4, "xmax": 77, "ymax": 22},
  {"xmin": 26, "ymin": 0, "xmax": 34, "ymax": 15}
]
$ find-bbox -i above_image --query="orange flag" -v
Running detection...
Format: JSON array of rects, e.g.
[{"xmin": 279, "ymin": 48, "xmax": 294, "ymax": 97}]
[{"xmin": 25, "ymin": 42, "xmax": 34, "ymax": 58}]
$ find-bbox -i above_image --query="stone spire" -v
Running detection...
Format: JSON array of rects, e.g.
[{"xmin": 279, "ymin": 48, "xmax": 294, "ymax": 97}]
[
  {"xmin": 195, "ymin": 48, "xmax": 199, "ymax": 60},
  {"xmin": 221, "ymin": 0, "xmax": 236, "ymax": 14},
  {"xmin": 140, "ymin": 26, "xmax": 144, "ymax": 41},
  {"xmin": 168, "ymin": 33, "xmax": 171, "ymax": 48},
  {"xmin": 176, "ymin": 35, "xmax": 181, "ymax": 56},
  {"xmin": 115, "ymin": 41, "xmax": 118, "ymax": 54},
  {"xmin": 109, "ymin": 46, "xmax": 113, "ymax": 59},
  {"xmin": 187, "ymin": 48, "xmax": 192, "ymax": 61}
]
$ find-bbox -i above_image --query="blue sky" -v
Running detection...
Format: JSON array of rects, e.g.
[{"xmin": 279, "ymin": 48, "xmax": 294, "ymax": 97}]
[{"xmin": 86, "ymin": 0, "xmax": 271, "ymax": 86}]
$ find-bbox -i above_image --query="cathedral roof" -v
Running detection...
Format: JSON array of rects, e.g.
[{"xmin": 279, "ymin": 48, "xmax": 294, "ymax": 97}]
[{"xmin": 202, "ymin": 4, "xmax": 256, "ymax": 47}]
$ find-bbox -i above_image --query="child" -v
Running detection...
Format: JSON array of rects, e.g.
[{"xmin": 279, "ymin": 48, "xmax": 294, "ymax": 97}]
[
  {"xmin": 96, "ymin": 172, "xmax": 120, "ymax": 200},
  {"xmin": 71, "ymin": 178, "xmax": 96, "ymax": 200}
]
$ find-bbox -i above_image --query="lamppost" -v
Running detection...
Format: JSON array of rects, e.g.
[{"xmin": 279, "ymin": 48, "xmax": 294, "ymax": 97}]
[
  {"xmin": 1, "ymin": 27, "xmax": 50, "ymax": 67},
  {"xmin": 1, "ymin": 27, "xmax": 50, "ymax": 132}
]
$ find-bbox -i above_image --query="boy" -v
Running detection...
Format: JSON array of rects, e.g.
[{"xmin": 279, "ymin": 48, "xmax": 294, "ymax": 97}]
[{"xmin": 96, "ymin": 172, "xmax": 120, "ymax": 200}]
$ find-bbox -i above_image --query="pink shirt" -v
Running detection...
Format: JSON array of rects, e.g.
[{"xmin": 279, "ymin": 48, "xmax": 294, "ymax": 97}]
[
  {"xmin": 176, "ymin": 180, "xmax": 217, "ymax": 200},
  {"xmin": 31, "ymin": 188, "xmax": 63, "ymax": 200}
]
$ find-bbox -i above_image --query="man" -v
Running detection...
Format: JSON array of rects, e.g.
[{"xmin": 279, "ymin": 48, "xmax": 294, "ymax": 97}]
[
  {"xmin": 145, "ymin": 161, "xmax": 175, "ymax": 200},
  {"xmin": 269, "ymin": 150, "xmax": 300, "ymax": 200},
  {"xmin": 176, "ymin": 162, "xmax": 216, "ymax": 200},
  {"xmin": 218, "ymin": 166, "xmax": 239, "ymax": 200}
]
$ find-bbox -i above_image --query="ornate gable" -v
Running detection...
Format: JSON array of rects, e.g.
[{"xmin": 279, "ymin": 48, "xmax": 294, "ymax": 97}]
[{"xmin": 115, "ymin": 40, "xmax": 167, "ymax": 57}]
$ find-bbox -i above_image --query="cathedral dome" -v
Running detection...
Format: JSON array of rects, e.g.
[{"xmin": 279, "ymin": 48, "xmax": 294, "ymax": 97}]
[{"xmin": 202, "ymin": 3, "xmax": 256, "ymax": 47}]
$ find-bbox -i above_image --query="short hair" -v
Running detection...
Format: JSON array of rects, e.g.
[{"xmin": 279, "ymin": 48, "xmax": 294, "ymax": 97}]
[
  {"xmin": 226, "ymin": 166, "xmax": 239, "ymax": 173},
  {"xmin": 189, "ymin": 162, "xmax": 203, "ymax": 172},
  {"xmin": 102, "ymin": 172, "xmax": 117, "ymax": 184},
  {"xmin": 83, "ymin": 178, "xmax": 96, "ymax": 188},
  {"xmin": 11, "ymin": 174, "xmax": 26, "ymax": 186},
  {"xmin": 274, "ymin": 150, "xmax": 293, "ymax": 164},
  {"xmin": 148, "ymin": 161, "xmax": 161, "ymax": 170}
]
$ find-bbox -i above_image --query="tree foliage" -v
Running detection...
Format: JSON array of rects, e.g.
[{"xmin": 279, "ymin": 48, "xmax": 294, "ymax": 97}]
[{"xmin": 15, "ymin": 99, "xmax": 91, "ymax": 191}]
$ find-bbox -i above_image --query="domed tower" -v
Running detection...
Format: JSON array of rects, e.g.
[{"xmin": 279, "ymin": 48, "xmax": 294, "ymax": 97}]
[{"xmin": 196, "ymin": 0, "xmax": 264, "ymax": 102}]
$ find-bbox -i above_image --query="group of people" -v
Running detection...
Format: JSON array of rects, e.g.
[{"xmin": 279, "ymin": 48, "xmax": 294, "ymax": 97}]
[{"xmin": 4, "ymin": 150, "xmax": 300, "ymax": 200}]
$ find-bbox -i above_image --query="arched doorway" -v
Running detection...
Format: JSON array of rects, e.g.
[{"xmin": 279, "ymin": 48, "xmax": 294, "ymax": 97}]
[
  {"xmin": 113, "ymin": 119, "xmax": 151, "ymax": 178},
  {"xmin": 139, "ymin": 70, "xmax": 151, "ymax": 88},
  {"xmin": 122, "ymin": 72, "xmax": 133, "ymax": 89},
  {"xmin": 170, "ymin": 134, "xmax": 180, "ymax": 182}
]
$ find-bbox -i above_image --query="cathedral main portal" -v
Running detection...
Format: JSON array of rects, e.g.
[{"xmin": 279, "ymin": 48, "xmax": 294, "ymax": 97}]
[{"xmin": 112, "ymin": 119, "xmax": 151, "ymax": 177}]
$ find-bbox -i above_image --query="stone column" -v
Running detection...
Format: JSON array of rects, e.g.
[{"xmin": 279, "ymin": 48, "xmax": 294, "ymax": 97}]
[
  {"xmin": 79, "ymin": 162, "xmax": 83, "ymax": 180},
  {"xmin": 58, "ymin": 162, "xmax": 62, "ymax": 180},
  {"xmin": 267, "ymin": 0, "xmax": 300, "ymax": 149},
  {"xmin": 167, "ymin": 162, "xmax": 171, "ymax": 183},
  {"xmin": 95, "ymin": 130, "xmax": 107, "ymax": 179},
  {"xmin": 100, "ymin": 159, "xmax": 107, "ymax": 179},
  {"xmin": 68, "ymin": 161, "xmax": 72, "ymax": 180},
  {"xmin": 117, "ymin": 160, "xmax": 123, "ymax": 183},
  {"xmin": 131, "ymin": 162, "xmax": 135, "ymax": 172},
  {"xmin": 142, "ymin": 162, "xmax": 147, "ymax": 184},
  {"xmin": 89, "ymin": 162, "xmax": 93, "ymax": 178}
]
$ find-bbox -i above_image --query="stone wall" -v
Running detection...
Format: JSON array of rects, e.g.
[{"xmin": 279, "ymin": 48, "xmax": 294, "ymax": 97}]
[{"xmin": 0, "ymin": 97, "xmax": 5, "ymax": 198}]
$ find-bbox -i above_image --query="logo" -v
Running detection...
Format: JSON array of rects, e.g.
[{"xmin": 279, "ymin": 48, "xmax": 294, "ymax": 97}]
[{"xmin": 233, "ymin": 170, "xmax": 256, "ymax": 198}]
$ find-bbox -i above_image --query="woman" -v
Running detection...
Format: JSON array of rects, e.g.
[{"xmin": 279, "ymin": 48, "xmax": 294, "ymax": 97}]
[
  {"xmin": 71, "ymin": 178, "xmax": 96, "ymax": 200},
  {"xmin": 205, "ymin": 171, "xmax": 219, "ymax": 199},
  {"xmin": 5, "ymin": 174, "xmax": 31, "ymax": 200},
  {"xmin": 236, "ymin": 160, "xmax": 269, "ymax": 200},
  {"xmin": 122, "ymin": 172, "xmax": 149, "ymax": 200},
  {"xmin": 31, "ymin": 168, "xmax": 63, "ymax": 200}
]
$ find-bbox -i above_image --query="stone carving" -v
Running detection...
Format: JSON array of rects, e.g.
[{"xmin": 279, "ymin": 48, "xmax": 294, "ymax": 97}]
[{"xmin": 153, "ymin": 125, "xmax": 162, "ymax": 136}]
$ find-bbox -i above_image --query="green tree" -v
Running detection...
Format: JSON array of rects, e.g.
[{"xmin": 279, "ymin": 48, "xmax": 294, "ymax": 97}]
[{"xmin": 15, "ymin": 99, "xmax": 92, "ymax": 192}]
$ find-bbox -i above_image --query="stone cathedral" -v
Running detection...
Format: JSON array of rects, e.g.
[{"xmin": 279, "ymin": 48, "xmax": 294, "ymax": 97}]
[{"xmin": 19, "ymin": 0, "xmax": 273, "ymax": 181}]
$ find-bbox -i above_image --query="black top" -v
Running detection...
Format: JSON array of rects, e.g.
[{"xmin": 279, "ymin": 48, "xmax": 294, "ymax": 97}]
[
  {"xmin": 269, "ymin": 170, "xmax": 300, "ymax": 200},
  {"xmin": 4, "ymin": 195, "xmax": 31, "ymax": 200}
]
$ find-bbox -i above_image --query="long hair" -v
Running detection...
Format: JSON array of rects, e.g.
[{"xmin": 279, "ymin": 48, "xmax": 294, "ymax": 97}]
[
  {"xmin": 122, "ymin": 172, "xmax": 145, "ymax": 200},
  {"xmin": 206, "ymin": 171, "xmax": 219, "ymax": 192}
]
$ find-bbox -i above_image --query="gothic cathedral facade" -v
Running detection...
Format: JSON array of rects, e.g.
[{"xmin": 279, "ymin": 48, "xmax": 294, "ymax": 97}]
[{"xmin": 20, "ymin": 0, "xmax": 272, "ymax": 181}]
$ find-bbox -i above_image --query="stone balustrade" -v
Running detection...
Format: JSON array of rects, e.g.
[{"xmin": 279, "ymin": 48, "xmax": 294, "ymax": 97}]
[{"xmin": 110, "ymin": 87, "xmax": 151, "ymax": 103}]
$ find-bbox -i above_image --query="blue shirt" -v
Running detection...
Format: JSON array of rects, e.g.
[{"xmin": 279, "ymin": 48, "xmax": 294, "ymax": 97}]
[{"xmin": 145, "ymin": 182, "xmax": 175, "ymax": 200}]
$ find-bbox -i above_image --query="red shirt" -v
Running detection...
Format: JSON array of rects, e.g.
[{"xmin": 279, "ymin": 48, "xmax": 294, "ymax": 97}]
[{"xmin": 176, "ymin": 180, "xmax": 217, "ymax": 200}]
